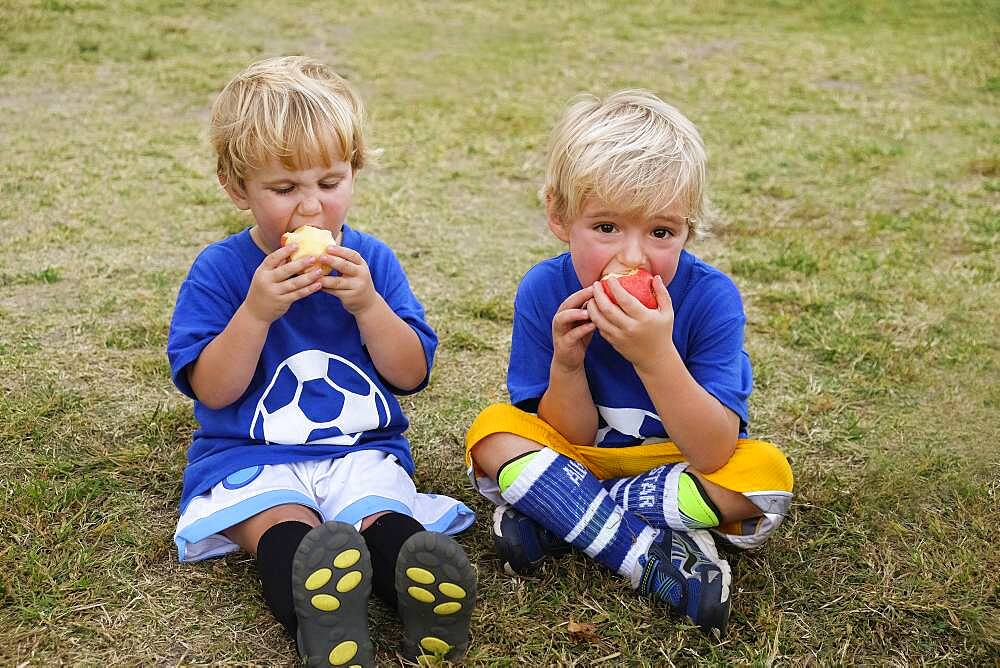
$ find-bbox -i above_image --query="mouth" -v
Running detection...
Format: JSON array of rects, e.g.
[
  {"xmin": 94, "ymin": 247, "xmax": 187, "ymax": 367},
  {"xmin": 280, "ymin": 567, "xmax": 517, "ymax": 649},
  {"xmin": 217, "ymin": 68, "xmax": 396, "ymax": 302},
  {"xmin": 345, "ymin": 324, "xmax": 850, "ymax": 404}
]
[{"xmin": 600, "ymin": 266, "xmax": 642, "ymax": 280}]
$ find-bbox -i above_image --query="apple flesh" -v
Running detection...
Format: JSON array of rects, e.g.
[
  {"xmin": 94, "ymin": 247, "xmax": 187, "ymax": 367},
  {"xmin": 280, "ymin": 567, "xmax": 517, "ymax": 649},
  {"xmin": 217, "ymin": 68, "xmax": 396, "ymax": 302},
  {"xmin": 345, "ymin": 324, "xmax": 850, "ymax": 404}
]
[
  {"xmin": 280, "ymin": 225, "xmax": 336, "ymax": 273},
  {"xmin": 600, "ymin": 268, "xmax": 657, "ymax": 309}
]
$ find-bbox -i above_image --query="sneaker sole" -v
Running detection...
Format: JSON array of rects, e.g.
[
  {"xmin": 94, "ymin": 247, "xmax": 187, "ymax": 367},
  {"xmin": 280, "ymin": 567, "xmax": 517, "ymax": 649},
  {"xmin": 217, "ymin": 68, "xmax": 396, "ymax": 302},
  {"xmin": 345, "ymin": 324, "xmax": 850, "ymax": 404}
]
[
  {"xmin": 396, "ymin": 531, "xmax": 477, "ymax": 665},
  {"xmin": 292, "ymin": 521, "xmax": 374, "ymax": 667}
]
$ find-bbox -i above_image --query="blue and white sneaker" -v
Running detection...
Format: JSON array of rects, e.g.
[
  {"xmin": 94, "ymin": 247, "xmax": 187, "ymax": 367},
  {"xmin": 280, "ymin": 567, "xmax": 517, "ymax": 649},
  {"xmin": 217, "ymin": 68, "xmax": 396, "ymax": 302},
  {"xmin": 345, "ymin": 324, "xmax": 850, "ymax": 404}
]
[
  {"xmin": 492, "ymin": 504, "xmax": 571, "ymax": 576},
  {"xmin": 635, "ymin": 528, "xmax": 732, "ymax": 636}
]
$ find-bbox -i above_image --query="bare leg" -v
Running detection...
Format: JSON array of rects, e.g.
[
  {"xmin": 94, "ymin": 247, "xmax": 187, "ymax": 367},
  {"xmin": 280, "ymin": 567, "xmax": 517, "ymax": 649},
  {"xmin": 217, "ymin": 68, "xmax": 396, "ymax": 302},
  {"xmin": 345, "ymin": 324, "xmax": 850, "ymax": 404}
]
[
  {"xmin": 223, "ymin": 503, "xmax": 391, "ymax": 556},
  {"xmin": 471, "ymin": 432, "xmax": 542, "ymax": 481},
  {"xmin": 223, "ymin": 503, "xmax": 321, "ymax": 556},
  {"xmin": 687, "ymin": 470, "xmax": 762, "ymax": 523}
]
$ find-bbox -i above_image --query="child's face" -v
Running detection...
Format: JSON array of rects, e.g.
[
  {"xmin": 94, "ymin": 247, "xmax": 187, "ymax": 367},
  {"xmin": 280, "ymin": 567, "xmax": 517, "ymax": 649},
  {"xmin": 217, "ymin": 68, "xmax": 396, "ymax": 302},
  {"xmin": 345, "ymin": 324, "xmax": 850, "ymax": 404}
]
[
  {"xmin": 225, "ymin": 158, "xmax": 355, "ymax": 252},
  {"xmin": 548, "ymin": 196, "xmax": 690, "ymax": 288}
]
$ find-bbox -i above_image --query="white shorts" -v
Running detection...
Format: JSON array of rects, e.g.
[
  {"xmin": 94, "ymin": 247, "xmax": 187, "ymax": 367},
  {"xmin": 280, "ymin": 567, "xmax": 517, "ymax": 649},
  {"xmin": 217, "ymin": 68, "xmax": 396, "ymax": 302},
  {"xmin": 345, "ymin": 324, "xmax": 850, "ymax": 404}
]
[{"xmin": 174, "ymin": 450, "xmax": 475, "ymax": 562}]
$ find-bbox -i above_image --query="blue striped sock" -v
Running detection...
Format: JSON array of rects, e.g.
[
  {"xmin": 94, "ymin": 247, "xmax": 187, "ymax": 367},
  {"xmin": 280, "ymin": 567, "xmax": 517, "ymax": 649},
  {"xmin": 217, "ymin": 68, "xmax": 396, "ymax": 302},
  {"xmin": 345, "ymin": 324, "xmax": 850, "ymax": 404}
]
[
  {"xmin": 603, "ymin": 464, "xmax": 721, "ymax": 531},
  {"xmin": 499, "ymin": 448, "xmax": 659, "ymax": 580}
]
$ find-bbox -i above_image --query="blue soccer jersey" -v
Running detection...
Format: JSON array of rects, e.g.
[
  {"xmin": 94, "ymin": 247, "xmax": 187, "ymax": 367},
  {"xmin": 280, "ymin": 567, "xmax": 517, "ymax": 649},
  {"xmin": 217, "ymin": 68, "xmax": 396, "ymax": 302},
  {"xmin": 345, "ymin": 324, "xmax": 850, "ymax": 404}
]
[
  {"xmin": 168, "ymin": 225, "xmax": 437, "ymax": 512},
  {"xmin": 508, "ymin": 250, "xmax": 752, "ymax": 446}
]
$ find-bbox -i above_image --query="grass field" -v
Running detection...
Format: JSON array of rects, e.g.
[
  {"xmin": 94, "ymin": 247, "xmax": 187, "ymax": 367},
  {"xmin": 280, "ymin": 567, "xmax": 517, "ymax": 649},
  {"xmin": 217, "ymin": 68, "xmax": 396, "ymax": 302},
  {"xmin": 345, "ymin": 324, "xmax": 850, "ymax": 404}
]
[{"xmin": 1, "ymin": 0, "xmax": 998, "ymax": 665}]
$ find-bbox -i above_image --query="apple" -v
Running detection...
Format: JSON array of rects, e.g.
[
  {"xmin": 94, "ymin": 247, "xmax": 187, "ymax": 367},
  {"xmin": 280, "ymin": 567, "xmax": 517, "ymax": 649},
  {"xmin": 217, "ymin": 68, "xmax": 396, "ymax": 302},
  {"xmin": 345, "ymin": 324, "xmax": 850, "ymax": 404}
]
[
  {"xmin": 280, "ymin": 225, "xmax": 336, "ymax": 272},
  {"xmin": 600, "ymin": 268, "xmax": 657, "ymax": 309}
]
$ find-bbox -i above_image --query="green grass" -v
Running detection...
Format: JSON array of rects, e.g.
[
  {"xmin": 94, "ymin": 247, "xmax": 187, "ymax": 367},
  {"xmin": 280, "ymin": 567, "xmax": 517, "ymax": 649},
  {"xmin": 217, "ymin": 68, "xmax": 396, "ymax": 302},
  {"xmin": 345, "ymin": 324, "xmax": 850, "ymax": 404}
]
[{"xmin": 1, "ymin": 0, "xmax": 998, "ymax": 664}]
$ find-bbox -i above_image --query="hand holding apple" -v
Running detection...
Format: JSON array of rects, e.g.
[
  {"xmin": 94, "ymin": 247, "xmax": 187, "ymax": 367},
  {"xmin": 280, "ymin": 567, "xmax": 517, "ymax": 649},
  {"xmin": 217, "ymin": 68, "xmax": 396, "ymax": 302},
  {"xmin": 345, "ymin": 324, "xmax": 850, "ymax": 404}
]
[
  {"xmin": 280, "ymin": 225, "xmax": 336, "ymax": 273},
  {"xmin": 600, "ymin": 268, "xmax": 657, "ymax": 309},
  {"xmin": 589, "ymin": 272, "xmax": 676, "ymax": 373}
]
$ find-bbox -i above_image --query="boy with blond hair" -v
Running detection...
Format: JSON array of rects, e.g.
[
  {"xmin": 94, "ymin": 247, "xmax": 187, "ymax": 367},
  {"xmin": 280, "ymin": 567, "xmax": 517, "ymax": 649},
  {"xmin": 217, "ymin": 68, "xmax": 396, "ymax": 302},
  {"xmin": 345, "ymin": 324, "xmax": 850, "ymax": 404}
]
[
  {"xmin": 466, "ymin": 90, "xmax": 794, "ymax": 636},
  {"xmin": 167, "ymin": 56, "xmax": 476, "ymax": 666}
]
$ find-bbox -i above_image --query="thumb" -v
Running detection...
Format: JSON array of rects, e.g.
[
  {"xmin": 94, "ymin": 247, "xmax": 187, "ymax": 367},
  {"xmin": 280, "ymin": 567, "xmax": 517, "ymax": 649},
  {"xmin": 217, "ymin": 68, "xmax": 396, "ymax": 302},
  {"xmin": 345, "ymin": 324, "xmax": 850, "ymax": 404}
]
[{"xmin": 653, "ymin": 275, "xmax": 672, "ymax": 310}]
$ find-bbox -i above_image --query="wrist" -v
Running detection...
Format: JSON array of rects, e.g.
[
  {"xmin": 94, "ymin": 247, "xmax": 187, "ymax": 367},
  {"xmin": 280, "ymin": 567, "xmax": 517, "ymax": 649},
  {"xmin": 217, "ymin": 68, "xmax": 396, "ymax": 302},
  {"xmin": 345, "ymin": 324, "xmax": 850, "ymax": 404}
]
[
  {"xmin": 633, "ymin": 340, "xmax": 679, "ymax": 377},
  {"xmin": 238, "ymin": 301, "xmax": 275, "ymax": 329},
  {"xmin": 350, "ymin": 291, "xmax": 385, "ymax": 320},
  {"xmin": 550, "ymin": 357, "xmax": 584, "ymax": 377}
]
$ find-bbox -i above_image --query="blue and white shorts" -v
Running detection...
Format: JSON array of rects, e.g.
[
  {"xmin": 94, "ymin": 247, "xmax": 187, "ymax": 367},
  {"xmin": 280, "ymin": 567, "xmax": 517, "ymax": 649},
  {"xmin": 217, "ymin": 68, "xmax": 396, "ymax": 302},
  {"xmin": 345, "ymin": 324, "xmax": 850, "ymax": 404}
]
[{"xmin": 174, "ymin": 449, "xmax": 476, "ymax": 562}]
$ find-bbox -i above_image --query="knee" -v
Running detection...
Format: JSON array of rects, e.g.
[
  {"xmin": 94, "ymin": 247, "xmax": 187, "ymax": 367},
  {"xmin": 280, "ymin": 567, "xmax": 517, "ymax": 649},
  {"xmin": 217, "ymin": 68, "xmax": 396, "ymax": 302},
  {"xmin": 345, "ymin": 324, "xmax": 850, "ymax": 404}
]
[
  {"xmin": 471, "ymin": 432, "xmax": 542, "ymax": 481},
  {"xmin": 745, "ymin": 441, "xmax": 794, "ymax": 492}
]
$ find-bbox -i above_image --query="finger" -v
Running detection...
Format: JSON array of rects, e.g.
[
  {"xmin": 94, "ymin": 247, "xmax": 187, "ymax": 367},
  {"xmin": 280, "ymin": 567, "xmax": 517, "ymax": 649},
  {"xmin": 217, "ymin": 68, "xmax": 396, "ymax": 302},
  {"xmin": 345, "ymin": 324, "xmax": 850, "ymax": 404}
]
[
  {"xmin": 586, "ymin": 295, "xmax": 617, "ymax": 335},
  {"xmin": 553, "ymin": 307, "xmax": 591, "ymax": 328},
  {"xmin": 279, "ymin": 267, "xmax": 325, "ymax": 294},
  {"xmin": 318, "ymin": 275, "xmax": 350, "ymax": 292},
  {"xmin": 597, "ymin": 279, "xmax": 641, "ymax": 325},
  {"xmin": 606, "ymin": 276, "xmax": 643, "ymax": 310},
  {"xmin": 564, "ymin": 321, "xmax": 596, "ymax": 344},
  {"xmin": 591, "ymin": 280, "xmax": 620, "ymax": 316},
  {"xmin": 263, "ymin": 243, "xmax": 299, "ymax": 269},
  {"xmin": 652, "ymin": 275, "xmax": 671, "ymax": 311},
  {"xmin": 274, "ymin": 256, "xmax": 319, "ymax": 281},
  {"xmin": 285, "ymin": 279, "xmax": 323, "ymax": 302},
  {"xmin": 558, "ymin": 285, "xmax": 596, "ymax": 312},
  {"xmin": 324, "ymin": 245, "xmax": 363, "ymax": 264},
  {"xmin": 323, "ymin": 254, "xmax": 360, "ymax": 277}
]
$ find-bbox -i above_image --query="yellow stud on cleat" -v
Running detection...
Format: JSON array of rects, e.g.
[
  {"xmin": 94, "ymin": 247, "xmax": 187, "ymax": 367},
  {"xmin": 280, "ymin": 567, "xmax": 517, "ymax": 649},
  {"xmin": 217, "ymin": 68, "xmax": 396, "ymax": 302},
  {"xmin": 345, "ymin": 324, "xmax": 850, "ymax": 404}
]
[
  {"xmin": 406, "ymin": 567, "xmax": 435, "ymax": 584},
  {"xmin": 333, "ymin": 549, "xmax": 361, "ymax": 569},
  {"xmin": 305, "ymin": 568, "xmax": 332, "ymax": 591},
  {"xmin": 438, "ymin": 582, "xmax": 466, "ymax": 599},
  {"xmin": 328, "ymin": 640, "xmax": 358, "ymax": 665},
  {"xmin": 310, "ymin": 594, "xmax": 340, "ymax": 611},
  {"xmin": 419, "ymin": 636, "xmax": 452, "ymax": 655},
  {"xmin": 433, "ymin": 602, "xmax": 462, "ymax": 615},
  {"xmin": 407, "ymin": 586, "xmax": 436, "ymax": 603},
  {"xmin": 336, "ymin": 570, "xmax": 363, "ymax": 593}
]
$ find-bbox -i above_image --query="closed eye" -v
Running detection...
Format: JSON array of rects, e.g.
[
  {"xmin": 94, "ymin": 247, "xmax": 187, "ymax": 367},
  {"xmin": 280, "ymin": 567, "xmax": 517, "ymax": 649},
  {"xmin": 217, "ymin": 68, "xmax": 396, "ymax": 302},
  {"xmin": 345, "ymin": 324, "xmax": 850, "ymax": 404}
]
[
  {"xmin": 272, "ymin": 185, "xmax": 294, "ymax": 195},
  {"xmin": 320, "ymin": 181, "xmax": 341, "ymax": 190}
]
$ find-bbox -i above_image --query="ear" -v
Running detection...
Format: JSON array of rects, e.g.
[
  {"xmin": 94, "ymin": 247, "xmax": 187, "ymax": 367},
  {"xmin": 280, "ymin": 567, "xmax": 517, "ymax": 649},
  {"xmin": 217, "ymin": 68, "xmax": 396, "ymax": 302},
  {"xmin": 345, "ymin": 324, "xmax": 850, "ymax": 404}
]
[
  {"xmin": 545, "ymin": 193, "xmax": 570, "ymax": 243},
  {"xmin": 220, "ymin": 174, "xmax": 251, "ymax": 210}
]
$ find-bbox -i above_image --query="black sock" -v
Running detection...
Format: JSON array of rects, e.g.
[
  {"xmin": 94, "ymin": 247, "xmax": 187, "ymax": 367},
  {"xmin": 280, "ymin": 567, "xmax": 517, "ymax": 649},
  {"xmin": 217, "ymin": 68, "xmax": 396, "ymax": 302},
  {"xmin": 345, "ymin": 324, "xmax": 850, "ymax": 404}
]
[
  {"xmin": 256, "ymin": 520, "xmax": 313, "ymax": 638},
  {"xmin": 361, "ymin": 512, "xmax": 425, "ymax": 609}
]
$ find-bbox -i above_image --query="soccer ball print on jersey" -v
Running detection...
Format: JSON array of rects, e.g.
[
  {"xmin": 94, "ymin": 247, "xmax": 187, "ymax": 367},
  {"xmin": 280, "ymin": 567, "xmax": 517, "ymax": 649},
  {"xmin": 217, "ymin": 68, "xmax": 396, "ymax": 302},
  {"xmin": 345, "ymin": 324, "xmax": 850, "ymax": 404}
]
[{"xmin": 251, "ymin": 349, "xmax": 390, "ymax": 446}]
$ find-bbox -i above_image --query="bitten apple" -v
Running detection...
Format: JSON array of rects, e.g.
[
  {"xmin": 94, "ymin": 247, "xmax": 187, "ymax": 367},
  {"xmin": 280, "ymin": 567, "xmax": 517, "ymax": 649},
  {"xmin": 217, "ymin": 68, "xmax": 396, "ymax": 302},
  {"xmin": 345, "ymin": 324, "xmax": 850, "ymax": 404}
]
[
  {"xmin": 600, "ymin": 268, "xmax": 657, "ymax": 309},
  {"xmin": 280, "ymin": 225, "xmax": 336, "ymax": 273}
]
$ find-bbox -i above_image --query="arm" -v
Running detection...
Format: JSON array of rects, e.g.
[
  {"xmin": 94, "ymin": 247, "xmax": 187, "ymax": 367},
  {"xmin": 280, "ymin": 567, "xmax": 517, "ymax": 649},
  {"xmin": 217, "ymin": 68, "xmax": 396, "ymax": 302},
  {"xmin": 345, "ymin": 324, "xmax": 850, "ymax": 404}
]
[
  {"xmin": 319, "ymin": 245, "xmax": 427, "ymax": 391},
  {"xmin": 538, "ymin": 361, "xmax": 598, "ymax": 446},
  {"xmin": 536, "ymin": 285, "xmax": 599, "ymax": 444},
  {"xmin": 589, "ymin": 275, "xmax": 738, "ymax": 472},
  {"xmin": 354, "ymin": 295, "xmax": 427, "ymax": 391},
  {"xmin": 636, "ymin": 346, "xmax": 739, "ymax": 472},
  {"xmin": 189, "ymin": 245, "xmax": 325, "ymax": 409},
  {"xmin": 188, "ymin": 303, "xmax": 270, "ymax": 409}
]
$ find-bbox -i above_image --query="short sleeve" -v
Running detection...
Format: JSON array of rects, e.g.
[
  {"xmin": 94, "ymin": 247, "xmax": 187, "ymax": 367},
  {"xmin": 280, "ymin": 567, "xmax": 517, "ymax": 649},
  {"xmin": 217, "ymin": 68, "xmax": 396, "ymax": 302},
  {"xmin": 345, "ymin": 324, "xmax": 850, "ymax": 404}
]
[
  {"xmin": 507, "ymin": 270, "xmax": 556, "ymax": 411},
  {"xmin": 684, "ymin": 276, "xmax": 752, "ymax": 433},
  {"xmin": 166, "ymin": 245, "xmax": 245, "ymax": 399}
]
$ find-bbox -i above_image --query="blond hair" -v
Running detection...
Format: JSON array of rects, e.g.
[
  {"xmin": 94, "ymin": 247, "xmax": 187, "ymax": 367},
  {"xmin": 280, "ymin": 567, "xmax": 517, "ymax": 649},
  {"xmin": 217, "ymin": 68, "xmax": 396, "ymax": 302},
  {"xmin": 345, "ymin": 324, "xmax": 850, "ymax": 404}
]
[
  {"xmin": 542, "ymin": 90, "xmax": 709, "ymax": 238},
  {"xmin": 210, "ymin": 56, "xmax": 371, "ymax": 189}
]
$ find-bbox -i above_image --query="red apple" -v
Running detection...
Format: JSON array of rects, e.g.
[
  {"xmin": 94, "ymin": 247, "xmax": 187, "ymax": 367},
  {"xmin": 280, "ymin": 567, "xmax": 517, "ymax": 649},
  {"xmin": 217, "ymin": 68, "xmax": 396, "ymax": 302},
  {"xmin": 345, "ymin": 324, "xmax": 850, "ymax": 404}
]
[{"xmin": 601, "ymin": 268, "xmax": 657, "ymax": 309}]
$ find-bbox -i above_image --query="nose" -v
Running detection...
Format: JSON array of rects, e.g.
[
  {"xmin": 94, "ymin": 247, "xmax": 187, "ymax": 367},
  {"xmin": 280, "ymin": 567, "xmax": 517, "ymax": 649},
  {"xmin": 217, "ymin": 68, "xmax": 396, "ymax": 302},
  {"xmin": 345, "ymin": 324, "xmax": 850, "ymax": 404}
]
[
  {"xmin": 298, "ymin": 191, "xmax": 322, "ymax": 216},
  {"xmin": 619, "ymin": 233, "xmax": 645, "ymax": 269}
]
